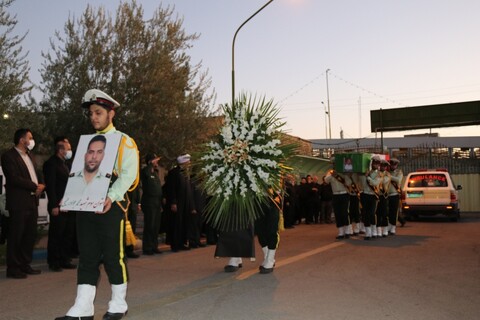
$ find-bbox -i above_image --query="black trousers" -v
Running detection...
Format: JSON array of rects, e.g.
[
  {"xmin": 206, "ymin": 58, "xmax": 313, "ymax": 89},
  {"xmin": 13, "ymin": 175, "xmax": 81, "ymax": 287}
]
[
  {"xmin": 388, "ymin": 195, "xmax": 400, "ymax": 225},
  {"xmin": 47, "ymin": 211, "xmax": 76, "ymax": 266},
  {"xmin": 360, "ymin": 193, "xmax": 378, "ymax": 227},
  {"xmin": 348, "ymin": 195, "xmax": 361, "ymax": 224},
  {"xmin": 332, "ymin": 193, "xmax": 350, "ymax": 228},
  {"xmin": 255, "ymin": 206, "xmax": 279, "ymax": 250},
  {"xmin": 7, "ymin": 208, "xmax": 38, "ymax": 272},
  {"xmin": 142, "ymin": 199, "xmax": 162, "ymax": 253},
  {"xmin": 76, "ymin": 203, "xmax": 127, "ymax": 285},
  {"xmin": 376, "ymin": 196, "xmax": 389, "ymax": 227}
]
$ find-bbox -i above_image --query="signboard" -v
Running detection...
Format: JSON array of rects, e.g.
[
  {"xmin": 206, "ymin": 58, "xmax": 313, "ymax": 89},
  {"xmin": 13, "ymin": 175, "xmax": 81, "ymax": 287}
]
[
  {"xmin": 370, "ymin": 100, "xmax": 480, "ymax": 132},
  {"xmin": 61, "ymin": 133, "xmax": 121, "ymax": 212}
]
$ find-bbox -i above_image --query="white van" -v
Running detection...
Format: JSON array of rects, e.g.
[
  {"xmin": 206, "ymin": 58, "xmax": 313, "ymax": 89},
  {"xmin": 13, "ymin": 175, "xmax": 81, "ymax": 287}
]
[
  {"xmin": 401, "ymin": 168, "xmax": 461, "ymax": 221},
  {"xmin": 0, "ymin": 166, "xmax": 49, "ymax": 225}
]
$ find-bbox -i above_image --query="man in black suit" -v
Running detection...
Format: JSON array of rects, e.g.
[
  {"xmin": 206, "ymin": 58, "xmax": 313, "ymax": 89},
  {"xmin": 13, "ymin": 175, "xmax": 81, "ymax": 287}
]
[
  {"xmin": 43, "ymin": 136, "xmax": 77, "ymax": 272},
  {"xmin": 1, "ymin": 128, "xmax": 45, "ymax": 279}
]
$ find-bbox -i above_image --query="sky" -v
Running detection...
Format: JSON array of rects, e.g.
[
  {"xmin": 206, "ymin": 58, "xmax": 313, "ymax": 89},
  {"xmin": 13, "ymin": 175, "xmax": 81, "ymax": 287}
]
[{"xmin": 8, "ymin": 0, "xmax": 480, "ymax": 140}]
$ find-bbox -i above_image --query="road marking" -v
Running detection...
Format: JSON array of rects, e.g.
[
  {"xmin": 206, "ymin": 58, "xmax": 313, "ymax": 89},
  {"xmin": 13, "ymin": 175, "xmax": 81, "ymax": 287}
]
[{"xmin": 236, "ymin": 241, "xmax": 345, "ymax": 280}]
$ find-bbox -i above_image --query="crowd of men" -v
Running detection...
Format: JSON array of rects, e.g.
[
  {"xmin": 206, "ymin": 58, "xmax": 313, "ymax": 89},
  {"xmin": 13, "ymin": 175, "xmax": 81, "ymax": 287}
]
[{"xmin": 0, "ymin": 147, "xmax": 408, "ymax": 277}]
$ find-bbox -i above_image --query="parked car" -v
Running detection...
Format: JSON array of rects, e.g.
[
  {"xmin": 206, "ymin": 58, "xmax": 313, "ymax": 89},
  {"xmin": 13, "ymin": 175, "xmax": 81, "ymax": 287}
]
[{"xmin": 401, "ymin": 168, "xmax": 461, "ymax": 221}]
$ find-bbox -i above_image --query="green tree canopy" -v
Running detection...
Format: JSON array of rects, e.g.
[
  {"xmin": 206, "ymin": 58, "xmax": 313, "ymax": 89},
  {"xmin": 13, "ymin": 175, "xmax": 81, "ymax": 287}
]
[
  {"xmin": 0, "ymin": 0, "xmax": 33, "ymax": 153},
  {"xmin": 39, "ymin": 0, "xmax": 216, "ymax": 165}
]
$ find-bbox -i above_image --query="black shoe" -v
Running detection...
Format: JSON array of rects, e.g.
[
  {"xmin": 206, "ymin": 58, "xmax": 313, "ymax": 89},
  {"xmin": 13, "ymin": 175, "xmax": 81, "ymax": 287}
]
[
  {"xmin": 49, "ymin": 264, "xmax": 63, "ymax": 272},
  {"xmin": 6, "ymin": 269, "xmax": 27, "ymax": 279},
  {"xmin": 189, "ymin": 244, "xmax": 199, "ymax": 249},
  {"xmin": 364, "ymin": 236, "xmax": 371, "ymax": 241},
  {"xmin": 336, "ymin": 235, "xmax": 345, "ymax": 240},
  {"xmin": 55, "ymin": 316, "xmax": 94, "ymax": 320},
  {"xmin": 21, "ymin": 266, "xmax": 41, "ymax": 275},
  {"xmin": 61, "ymin": 262, "xmax": 77, "ymax": 269},
  {"xmin": 143, "ymin": 251, "xmax": 154, "ymax": 255},
  {"xmin": 103, "ymin": 311, "xmax": 127, "ymax": 320},
  {"xmin": 153, "ymin": 248, "xmax": 163, "ymax": 254},
  {"xmin": 127, "ymin": 252, "xmax": 140, "ymax": 258},
  {"xmin": 259, "ymin": 265, "xmax": 274, "ymax": 274},
  {"xmin": 224, "ymin": 265, "xmax": 240, "ymax": 272},
  {"xmin": 198, "ymin": 243, "xmax": 207, "ymax": 248},
  {"xmin": 180, "ymin": 246, "xmax": 190, "ymax": 251}
]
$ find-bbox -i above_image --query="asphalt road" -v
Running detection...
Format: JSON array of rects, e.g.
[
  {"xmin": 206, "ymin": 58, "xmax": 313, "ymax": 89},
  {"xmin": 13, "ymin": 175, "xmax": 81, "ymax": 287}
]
[{"xmin": 1, "ymin": 213, "xmax": 479, "ymax": 320}]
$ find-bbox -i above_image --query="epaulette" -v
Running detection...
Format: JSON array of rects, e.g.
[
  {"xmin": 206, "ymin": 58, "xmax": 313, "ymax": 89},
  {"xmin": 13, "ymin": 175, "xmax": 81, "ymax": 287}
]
[
  {"xmin": 69, "ymin": 172, "xmax": 75, "ymax": 177},
  {"xmin": 106, "ymin": 173, "xmax": 112, "ymax": 178}
]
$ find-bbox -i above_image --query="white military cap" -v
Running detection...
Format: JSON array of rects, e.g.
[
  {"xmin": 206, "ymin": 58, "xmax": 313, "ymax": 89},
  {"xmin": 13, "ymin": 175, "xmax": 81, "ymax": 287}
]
[
  {"xmin": 177, "ymin": 154, "xmax": 191, "ymax": 164},
  {"xmin": 81, "ymin": 89, "xmax": 120, "ymax": 110}
]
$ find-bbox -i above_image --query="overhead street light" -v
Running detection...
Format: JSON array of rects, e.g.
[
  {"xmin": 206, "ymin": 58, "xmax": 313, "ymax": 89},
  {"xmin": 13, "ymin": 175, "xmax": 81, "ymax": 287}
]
[{"xmin": 231, "ymin": 0, "xmax": 275, "ymax": 109}]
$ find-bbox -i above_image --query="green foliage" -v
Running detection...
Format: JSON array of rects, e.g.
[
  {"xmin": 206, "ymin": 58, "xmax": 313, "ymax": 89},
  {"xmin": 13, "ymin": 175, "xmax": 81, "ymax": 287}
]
[
  {"xmin": 38, "ymin": 0, "xmax": 216, "ymax": 161},
  {"xmin": 0, "ymin": 0, "xmax": 33, "ymax": 153}
]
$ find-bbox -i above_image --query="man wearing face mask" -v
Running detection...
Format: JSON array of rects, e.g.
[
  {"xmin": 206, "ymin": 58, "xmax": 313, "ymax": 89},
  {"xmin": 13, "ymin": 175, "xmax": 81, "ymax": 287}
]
[
  {"xmin": 1, "ymin": 128, "xmax": 45, "ymax": 279},
  {"xmin": 43, "ymin": 136, "xmax": 77, "ymax": 272}
]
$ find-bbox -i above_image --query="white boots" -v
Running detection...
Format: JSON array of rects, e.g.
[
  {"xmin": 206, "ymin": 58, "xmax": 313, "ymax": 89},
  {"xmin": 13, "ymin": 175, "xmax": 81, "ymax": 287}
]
[
  {"xmin": 261, "ymin": 246, "xmax": 268, "ymax": 267},
  {"xmin": 66, "ymin": 284, "xmax": 96, "ymax": 317},
  {"xmin": 364, "ymin": 226, "xmax": 372, "ymax": 240},
  {"xmin": 336, "ymin": 226, "xmax": 346, "ymax": 239},
  {"xmin": 224, "ymin": 257, "xmax": 243, "ymax": 272},
  {"xmin": 107, "ymin": 284, "xmax": 128, "ymax": 314},
  {"xmin": 389, "ymin": 223, "xmax": 396, "ymax": 235},
  {"xmin": 260, "ymin": 248, "xmax": 276, "ymax": 274},
  {"xmin": 345, "ymin": 224, "xmax": 353, "ymax": 236}
]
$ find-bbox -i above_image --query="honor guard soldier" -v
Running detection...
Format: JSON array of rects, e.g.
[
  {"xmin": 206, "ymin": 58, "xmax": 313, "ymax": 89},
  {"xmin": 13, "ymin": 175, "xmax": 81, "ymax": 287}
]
[
  {"xmin": 359, "ymin": 156, "xmax": 381, "ymax": 240},
  {"xmin": 56, "ymin": 89, "xmax": 139, "ymax": 320},
  {"xmin": 387, "ymin": 158, "xmax": 404, "ymax": 234},
  {"xmin": 224, "ymin": 189, "xmax": 281, "ymax": 274},
  {"xmin": 325, "ymin": 158, "xmax": 353, "ymax": 240},
  {"xmin": 347, "ymin": 172, "xmax": 362, "ymax": 235},
  {"xmin": 376, "ymin": 159, "xmax": 391, "ymax": 237}
]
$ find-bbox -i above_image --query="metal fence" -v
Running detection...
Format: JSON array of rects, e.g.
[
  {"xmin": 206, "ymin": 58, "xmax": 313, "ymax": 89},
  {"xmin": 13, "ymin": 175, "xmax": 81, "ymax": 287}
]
[{"xmin": 315, "ymin": 142, "xmax": 480, "ymax": 175}]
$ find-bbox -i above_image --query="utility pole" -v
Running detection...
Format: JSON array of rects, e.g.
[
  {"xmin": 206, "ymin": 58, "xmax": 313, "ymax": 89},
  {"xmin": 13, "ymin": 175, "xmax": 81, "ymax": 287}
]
[
  {"xmin": 325, "ymin": 69, "xmax": 332, "ymax": 139},
  {"xmin": 321, "ymin": 101, "xmax": 328, "ymax": 139}
]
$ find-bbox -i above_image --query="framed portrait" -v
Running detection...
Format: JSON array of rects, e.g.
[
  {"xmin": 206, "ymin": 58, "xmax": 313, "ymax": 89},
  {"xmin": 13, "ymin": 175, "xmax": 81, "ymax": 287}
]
[{"xmin": 60, "ymin": 133, "xmax": 122, "ymax": 212}]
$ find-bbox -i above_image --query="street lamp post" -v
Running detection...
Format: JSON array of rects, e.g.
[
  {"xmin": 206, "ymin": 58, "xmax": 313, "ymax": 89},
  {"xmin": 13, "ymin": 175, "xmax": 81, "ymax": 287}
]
[
  {"xmin": 231, "ymin": 0, "xmax": 275, "ymax": 109},
  {"xmin": 325, "ymin": 68, "xmax": 332, "ymax": 139}
]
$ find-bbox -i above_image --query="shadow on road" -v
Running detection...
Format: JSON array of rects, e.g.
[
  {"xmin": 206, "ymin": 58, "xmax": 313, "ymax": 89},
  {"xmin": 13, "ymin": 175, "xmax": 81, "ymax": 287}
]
[{"xmin": 346, "ymin": 234, "xmax": 433, "ymax": 248}]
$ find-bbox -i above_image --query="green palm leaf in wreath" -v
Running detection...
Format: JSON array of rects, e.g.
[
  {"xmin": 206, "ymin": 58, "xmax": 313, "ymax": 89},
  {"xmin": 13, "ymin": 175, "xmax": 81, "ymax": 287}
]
[{"xmin": 199, "ymin": 93, "xmax": 296, "ymax": 231}]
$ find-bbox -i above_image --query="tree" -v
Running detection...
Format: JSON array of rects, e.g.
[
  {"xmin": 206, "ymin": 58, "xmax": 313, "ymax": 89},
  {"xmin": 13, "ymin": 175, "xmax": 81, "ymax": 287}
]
[
  {"xmin": 39, "ymin": 0, "xmax": 216, "ymax": 164},
  {"xmin": 0, "ymin": 0, "xmax": 32, "ymax": 153}
]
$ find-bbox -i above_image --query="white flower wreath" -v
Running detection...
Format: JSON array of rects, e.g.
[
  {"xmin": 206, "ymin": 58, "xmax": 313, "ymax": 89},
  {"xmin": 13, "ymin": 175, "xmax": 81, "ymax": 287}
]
[{"xmin": 200, "ymin": 93, "xmax": 296, "ymax": 231}]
